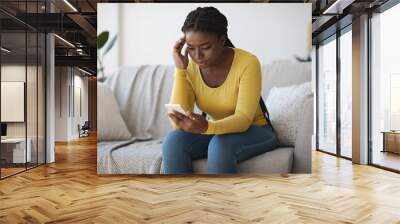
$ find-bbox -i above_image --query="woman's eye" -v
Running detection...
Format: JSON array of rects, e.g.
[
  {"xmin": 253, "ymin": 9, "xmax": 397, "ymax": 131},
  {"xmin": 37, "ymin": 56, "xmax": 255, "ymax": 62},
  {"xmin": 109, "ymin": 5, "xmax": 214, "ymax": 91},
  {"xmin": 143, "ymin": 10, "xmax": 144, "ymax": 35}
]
[{"xmin": 202, "ymin": 47, "xmax": 211, "ymax": 50}]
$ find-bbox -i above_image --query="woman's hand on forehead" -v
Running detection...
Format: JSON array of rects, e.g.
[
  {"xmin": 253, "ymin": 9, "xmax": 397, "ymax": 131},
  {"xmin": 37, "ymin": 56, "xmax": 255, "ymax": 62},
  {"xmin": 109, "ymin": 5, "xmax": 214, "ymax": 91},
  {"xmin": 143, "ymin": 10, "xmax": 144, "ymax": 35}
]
[{"xmin": 172, "ymin": 36, "xmax": 189, "ymax": 69}]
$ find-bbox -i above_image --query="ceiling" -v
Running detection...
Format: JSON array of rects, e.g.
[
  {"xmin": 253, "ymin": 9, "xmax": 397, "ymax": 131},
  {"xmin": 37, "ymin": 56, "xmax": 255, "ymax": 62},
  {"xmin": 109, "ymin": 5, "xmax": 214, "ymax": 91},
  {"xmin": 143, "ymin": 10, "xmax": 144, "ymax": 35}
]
[
  {"xmin": 0, "ymin": 0, "xmax": 392, "ymax": 75},
  {"xmin": 0, "ymin": 0, "xmax": 98, "ymax": 73}
]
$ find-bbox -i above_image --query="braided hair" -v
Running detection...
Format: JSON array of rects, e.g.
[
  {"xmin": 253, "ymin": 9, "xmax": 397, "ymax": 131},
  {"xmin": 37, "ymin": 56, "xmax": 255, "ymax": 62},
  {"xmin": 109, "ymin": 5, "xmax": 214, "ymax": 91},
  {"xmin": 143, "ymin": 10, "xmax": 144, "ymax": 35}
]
[{"xmin": 181, "ymin": 6, "xmax": 235, "ymax": 48}]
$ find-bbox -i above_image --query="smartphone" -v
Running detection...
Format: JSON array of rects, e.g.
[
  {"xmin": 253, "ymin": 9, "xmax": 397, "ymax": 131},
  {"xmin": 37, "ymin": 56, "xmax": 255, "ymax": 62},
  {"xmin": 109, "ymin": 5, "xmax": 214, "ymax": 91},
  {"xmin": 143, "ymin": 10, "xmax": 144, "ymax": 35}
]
[{"xmin": 165, "ymin": 104, "xmax": 187, "ymax": 115}]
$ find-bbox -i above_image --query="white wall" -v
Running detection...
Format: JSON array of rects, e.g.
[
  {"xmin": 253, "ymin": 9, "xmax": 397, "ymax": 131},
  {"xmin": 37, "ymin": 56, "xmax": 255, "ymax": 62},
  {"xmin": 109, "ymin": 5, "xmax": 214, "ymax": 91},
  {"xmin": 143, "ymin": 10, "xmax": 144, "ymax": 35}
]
[
  {"xmin": 97, "ymin": 3, "xmax": 121, "ymax": 79},
  {"xmin": 77, "ymin": 75, "xmax": 89, "ymax": 125},
  {"xmin": 72, "ymin": 74, "xmax": 89, "ymax": 138},
  {"xmin": 55, "ymin": 67, "xmax": 68, "ymax": 141},
  {"xmin": 98, "ymin": 3, "xmax": 311, "ymax": 76},
  {"xmin": 55, "ymin": 67, "xmax": 89, "ymax": 141}
]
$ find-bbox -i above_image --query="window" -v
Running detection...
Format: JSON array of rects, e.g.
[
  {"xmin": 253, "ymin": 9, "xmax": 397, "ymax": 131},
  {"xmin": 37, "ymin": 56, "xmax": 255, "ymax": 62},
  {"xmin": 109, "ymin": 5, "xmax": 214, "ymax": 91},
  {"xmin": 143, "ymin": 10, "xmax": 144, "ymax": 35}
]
[
  {"xmin": 370, "ymin": 2, "xmax": 400, "ymax": 171},
  {"xmin": 390, "ymin": 74, "xmax": 400, "ymax": 130},
  {"xmin": 316, "ymin": 25, "xmax": 353, "ymax": 159},
  {"xmin": 0, "ymin": 1, "xmax": 47, "ymax": 179},
  {"xmin": 340, "ymin": 29, "xmax": 352, "ymax": 158},
  {"xmin": 318, "ymin": 36, "xmax": 337, "ymax": 155}
]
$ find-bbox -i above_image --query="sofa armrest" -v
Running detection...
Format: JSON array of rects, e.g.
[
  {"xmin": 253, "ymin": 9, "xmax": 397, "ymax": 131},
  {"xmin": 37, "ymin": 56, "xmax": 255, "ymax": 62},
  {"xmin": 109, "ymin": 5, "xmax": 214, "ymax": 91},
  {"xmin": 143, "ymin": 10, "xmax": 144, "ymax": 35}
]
[{"xmin": 292, "ymin": 96, "xmax": 314, "ymax": 173}]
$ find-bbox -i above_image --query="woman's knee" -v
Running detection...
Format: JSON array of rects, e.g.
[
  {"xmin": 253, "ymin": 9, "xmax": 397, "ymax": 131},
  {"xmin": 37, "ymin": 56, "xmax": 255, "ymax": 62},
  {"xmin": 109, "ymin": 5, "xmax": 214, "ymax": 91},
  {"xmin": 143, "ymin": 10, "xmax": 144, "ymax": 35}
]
[
  {"xmin": 162, "ymin": 130, "xmax": 188, "ymax": 156},
  {"xmin": 207, "ymin": 135, "xmax": 237, "ymax": 173},
  {"xmin": 208, "ymin": 135, "xmax": 237, "ymax": 158}
]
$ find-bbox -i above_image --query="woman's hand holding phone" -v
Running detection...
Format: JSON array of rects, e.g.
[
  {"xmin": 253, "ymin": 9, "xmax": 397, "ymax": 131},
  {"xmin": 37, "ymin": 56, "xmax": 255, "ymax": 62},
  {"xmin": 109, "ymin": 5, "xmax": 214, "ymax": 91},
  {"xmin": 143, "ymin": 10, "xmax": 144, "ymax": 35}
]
[
  {"xmin": 173, "ymin": 36, "xmax": 189, "ymax": 69},
  {"xmin": 168, "ymin": 111, "xmax": 208, "ymax": 134}
]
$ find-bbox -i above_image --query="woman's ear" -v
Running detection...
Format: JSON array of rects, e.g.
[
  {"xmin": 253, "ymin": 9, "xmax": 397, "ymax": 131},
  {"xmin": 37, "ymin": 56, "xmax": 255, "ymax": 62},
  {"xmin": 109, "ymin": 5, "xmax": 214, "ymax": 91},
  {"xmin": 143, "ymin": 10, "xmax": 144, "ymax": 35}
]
[{"xmin": 219, "ymin": 36, "xmax": 226, "ymax": 46}]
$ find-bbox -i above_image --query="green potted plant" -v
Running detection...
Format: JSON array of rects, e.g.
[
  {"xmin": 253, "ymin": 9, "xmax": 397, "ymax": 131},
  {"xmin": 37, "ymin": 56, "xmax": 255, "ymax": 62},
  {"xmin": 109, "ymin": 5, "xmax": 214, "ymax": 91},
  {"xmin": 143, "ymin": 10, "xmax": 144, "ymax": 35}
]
[{"xmin": 97, "ymin": 31, "xmax": 117, "ymax": 83}]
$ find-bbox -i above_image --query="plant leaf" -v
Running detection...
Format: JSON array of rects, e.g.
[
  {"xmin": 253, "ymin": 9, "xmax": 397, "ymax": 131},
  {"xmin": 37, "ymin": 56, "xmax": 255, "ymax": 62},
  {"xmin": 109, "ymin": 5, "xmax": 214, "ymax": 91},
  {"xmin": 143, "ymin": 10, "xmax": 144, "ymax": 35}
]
[
  {"xmin": 103, "ymin": 35, "xmax": 118, "ymax": 56},
  {"xmin": 97, "ymin": 77, "xmax": 107, "ymax": 83},
  {"xmin": 97, "ymin": 31, "xmax": 109, "ymax": 50}
]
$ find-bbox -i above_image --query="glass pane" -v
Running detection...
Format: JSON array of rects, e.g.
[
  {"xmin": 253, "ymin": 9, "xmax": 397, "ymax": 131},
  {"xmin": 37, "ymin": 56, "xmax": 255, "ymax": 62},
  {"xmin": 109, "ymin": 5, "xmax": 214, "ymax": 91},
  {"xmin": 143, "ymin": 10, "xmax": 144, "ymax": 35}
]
[
  {"xmin": 25, "ymin": 0, "xmax": 38, "ymax": 169},
  {"xmin": 371, "ymin": 3, "xmax": 400, "ymax": 171},
  {"xmin": 340, "ymin": 30, "xmax": 352, "ymax": 158},
  {"xmin": 318, "ymin": 37, "xmax": 337, "ymax": 154},
  {"xmin": 38, "ymin": 33, "xmax": 45, "ymax": 165},
  {"xmin": 27, "ymin": 31, "xmax": 38, "ymax": 169},
  {"xmin": 1, "ymin": 31, "xmax": 27, "ymax": 177},
  {"xmin": 0, "ymin": 1, "xmax": 46, "ymax": 178},
  {"xmin": 390, "ymin": 75, "xmax": 400, "ymax": 130}
]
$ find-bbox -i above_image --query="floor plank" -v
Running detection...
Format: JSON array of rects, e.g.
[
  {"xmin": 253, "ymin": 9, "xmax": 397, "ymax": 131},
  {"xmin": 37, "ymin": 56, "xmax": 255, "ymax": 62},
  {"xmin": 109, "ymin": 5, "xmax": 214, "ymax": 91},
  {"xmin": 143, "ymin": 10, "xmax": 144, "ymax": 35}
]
[{"xmin": 0, "ymin": 134, "xmax": 399, "ymax": 223}]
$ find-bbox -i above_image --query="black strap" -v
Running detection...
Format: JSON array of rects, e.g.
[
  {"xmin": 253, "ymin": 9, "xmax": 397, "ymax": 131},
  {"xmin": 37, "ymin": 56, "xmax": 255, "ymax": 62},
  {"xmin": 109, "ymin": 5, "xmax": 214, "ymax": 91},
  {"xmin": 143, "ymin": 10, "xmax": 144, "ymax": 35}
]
[{"xmin": 259, "ymin": 97, "xmax": 276, "ymax": 134}]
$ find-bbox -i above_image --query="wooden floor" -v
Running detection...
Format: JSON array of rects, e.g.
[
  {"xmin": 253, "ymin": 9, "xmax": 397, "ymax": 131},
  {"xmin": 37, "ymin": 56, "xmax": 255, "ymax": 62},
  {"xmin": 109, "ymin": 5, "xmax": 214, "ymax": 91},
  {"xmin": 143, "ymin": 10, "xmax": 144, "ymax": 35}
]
[
  {"xmin": 372, "ymin": 150, "xmax": 400, "ymax": 171},
  {"xmin": 1, "ymin": 134, "xmax": 400, "ymax": 223},
  {"xmin": 1, "ymin": 162, "xmax": 46, "ymax": 178},
  {"xmin": 0, "ymin": 167, "xmax": 26, "ymax": 177}
]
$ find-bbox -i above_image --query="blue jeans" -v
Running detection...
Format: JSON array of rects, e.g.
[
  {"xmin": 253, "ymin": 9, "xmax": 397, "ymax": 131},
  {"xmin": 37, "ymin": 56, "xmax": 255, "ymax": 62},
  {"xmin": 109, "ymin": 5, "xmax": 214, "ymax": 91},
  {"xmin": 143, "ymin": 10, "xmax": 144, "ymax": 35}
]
[{"xmin": 162, "ymin": 125, "xmax": 279, "ymax": 174}]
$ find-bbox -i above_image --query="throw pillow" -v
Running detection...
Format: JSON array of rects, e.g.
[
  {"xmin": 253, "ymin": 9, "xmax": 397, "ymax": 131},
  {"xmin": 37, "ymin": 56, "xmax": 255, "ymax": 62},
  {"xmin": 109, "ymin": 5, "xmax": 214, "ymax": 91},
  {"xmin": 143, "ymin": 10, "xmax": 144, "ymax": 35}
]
[
  {"xmin": 265, "ymin": 82, "xmax": 312, "ymax": 146},
  {"xmin": 97, "ymin": 83, "xmax": 133, "ymax": 141}
]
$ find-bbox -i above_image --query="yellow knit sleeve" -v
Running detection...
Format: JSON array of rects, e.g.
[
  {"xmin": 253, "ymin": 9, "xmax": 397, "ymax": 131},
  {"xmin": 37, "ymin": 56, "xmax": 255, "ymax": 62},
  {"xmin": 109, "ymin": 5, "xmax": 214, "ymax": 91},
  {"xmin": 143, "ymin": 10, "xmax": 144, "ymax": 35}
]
[
  {"xmin": 204, "ymin": 56, "xmax": 262, "ymax": 135},
  {"xmin": 168, "ymin": 67, "xmax": 195, "ymax": 129}
]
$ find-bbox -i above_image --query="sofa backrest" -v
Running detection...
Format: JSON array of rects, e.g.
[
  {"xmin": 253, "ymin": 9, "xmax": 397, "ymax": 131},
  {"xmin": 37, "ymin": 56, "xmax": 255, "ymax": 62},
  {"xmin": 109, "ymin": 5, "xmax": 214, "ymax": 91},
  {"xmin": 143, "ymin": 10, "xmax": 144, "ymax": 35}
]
[
  {"xmin": 261, "ymin": 61, "xmax": 311, "ymax": 99},
  {"xmin": 107, "ymin": 61, "xmax": 311, "ymax": 140}
]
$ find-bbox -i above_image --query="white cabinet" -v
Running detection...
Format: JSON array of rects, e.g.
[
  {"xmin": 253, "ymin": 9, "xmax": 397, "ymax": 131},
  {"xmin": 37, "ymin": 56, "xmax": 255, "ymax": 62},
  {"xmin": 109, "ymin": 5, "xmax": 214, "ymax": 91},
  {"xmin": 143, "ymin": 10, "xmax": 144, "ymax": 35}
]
[{"xmin": 1, "ymin": 138, "xmax": 32, "ymax": 163}]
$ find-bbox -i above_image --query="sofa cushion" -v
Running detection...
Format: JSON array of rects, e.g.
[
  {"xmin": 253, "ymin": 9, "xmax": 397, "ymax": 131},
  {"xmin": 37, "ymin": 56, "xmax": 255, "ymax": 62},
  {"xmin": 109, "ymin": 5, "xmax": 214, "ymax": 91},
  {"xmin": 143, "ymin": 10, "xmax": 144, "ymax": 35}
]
[
  {"xmin": 97, "ymin": 83, "xmax": 133, "ymax": 141},
  {"xmin": 98, "ymin": 139, "xmax": 163, "ymax": 174},
  {"xmin": 104, "ymin": 141, "xmax": 293, "ymax": 175},
  {"xmin": 188, "ymin": 147, "xmax": 293, "ymax": 174},
  {"xmin": 265, "ymin": 82, "xmax": 312, "ymax": 146}
]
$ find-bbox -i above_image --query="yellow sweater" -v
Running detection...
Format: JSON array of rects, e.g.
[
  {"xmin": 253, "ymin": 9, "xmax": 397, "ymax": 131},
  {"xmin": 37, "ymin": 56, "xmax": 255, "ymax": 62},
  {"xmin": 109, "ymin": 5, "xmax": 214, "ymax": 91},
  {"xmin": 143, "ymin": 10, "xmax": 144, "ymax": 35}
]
[{"xmin": 170, "ymin": 48, "xmax": 267, "ymax": 135}]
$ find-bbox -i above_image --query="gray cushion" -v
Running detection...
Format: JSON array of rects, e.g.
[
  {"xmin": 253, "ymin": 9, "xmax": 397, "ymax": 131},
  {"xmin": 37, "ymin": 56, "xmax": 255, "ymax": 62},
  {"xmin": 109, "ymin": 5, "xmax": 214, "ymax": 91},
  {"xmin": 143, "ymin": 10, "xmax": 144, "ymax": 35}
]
[
  {"xmin": 192, "ymin": 147, "xmax": 293, "ymax": 174},
  {"xmin": 97, "ymin": 83, "xmax": 133, "ymax": 141}
]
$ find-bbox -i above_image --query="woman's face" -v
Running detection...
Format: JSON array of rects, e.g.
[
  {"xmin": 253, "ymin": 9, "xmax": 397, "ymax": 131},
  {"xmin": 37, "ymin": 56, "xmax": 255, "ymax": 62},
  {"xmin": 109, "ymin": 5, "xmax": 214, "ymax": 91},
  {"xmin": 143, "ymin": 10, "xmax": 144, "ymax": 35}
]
[{"xmin": 185, "ymin": 31, "xmax": 225, "ymax": 68}]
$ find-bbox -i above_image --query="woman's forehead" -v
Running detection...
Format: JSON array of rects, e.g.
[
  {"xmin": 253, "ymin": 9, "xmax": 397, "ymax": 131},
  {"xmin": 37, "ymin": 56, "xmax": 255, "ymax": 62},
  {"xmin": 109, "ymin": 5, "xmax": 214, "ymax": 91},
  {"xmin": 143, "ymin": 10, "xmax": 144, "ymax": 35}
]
[{"xmin": 185, "ymin": 31, "xmax": 218, "ymax": 44}]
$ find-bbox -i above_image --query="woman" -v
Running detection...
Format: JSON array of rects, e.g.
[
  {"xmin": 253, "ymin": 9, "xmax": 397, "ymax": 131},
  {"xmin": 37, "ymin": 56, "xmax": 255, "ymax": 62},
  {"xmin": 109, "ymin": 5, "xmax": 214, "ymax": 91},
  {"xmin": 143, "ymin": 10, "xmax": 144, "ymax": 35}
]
[{"xmin": 162, "ymin": 6, "xmax": 278, "ymax": 174}]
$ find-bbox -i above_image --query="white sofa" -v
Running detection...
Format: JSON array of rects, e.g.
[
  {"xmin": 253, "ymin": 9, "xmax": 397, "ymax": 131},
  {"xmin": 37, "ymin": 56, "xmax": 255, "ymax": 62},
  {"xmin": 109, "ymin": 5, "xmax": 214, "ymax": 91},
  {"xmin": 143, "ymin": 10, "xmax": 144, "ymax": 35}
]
[{"xmin": 97, "ymin": 61, "xmax": 313, "ymax": 174}]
